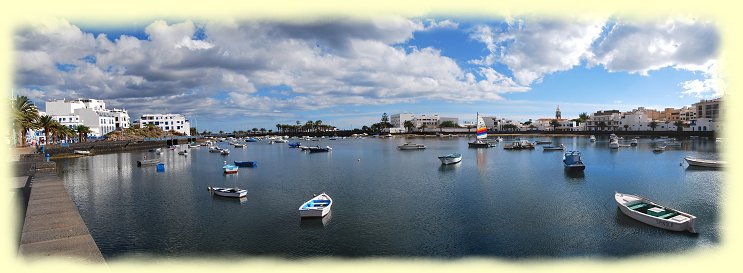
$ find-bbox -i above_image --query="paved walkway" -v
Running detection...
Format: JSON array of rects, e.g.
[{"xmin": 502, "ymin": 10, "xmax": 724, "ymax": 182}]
[{"xmin": 14, "ymin": 147, "xmax": 105, "ymax": 263}]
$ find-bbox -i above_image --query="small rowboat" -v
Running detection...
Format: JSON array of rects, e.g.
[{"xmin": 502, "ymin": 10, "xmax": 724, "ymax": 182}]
[
  {"xmin": 137, "ymin": 158, "xmax": 160, "ymax": 166},
  {"xmin": 398, "ymin": 143, "xmax": 426, "ymax": 150},
  {"xmin": 208, "ymin": 186, "xmax": 247, "ymax": 198},
  {"xmin": 615, "ymin": 192, "xmax": 696, "ymax": 233},
  {"xmin": 223, "ymin": 162, "xmax": 238, "ymax": 174},
  {"xmin": 307, "ymin": 146, "xmax": 332, "ymax": 153},
  {"xmin": 543, "ymin": 144, "xmax": 565, "ymax": 151},
  {"xmin": 298, "ymin": 192, "xmax": 333, "ymax": 218},
  {"xmin": 234, "ymin": 161, "xmax": 257, "ymax": 167},
  {"xmin": 684, "ymin": 157, "xmax": 725, "ymax": 168},
  {"xmin": 73, "ymin": 150, "xmax": 91, "ymax": 155},
  {"xmin": 438, "ymin": 153, "xmax": 462, "ymax": 165}
]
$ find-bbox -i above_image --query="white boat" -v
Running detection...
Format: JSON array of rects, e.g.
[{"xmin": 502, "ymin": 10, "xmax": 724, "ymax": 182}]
[
  {"xmin": 615, "ymin": 192, "xmax": 696, "ymax": 233},
  {"xmin": 178, "ymin": 150, "xmax": 188, "ymax": 155},
  {"xmin": 155, "ymin": 148, "xmax": 162, "ymax": 155},
  {"xmin": 609, "ymin": 139, "xmax": 620, "ymax": 149},
  {"xmin": 665, "ymin": 140, "xmax": 682, "ymax": 146},
  {"xmin": 137, "ymin": 158, "xmax": 160, "ymax": 167},
  {"xmin": 73, "ymin": 150, "xmax": 91, "ymax": 155},
  {"xmin": 307, "ymin": 146, "xmax": 332, "ymax": 153},
  {"xmin": 630, "ymin": 139, "xmax": 638, "ymax": 146},
  {"xmin": 438, "ymin": 153, "xmax": 462, "ymax": 165},
  {"xmin": 233, "ymin": 143, "xmax": 246, "ymax": 148},
  {"xmin": 653, "ymin": 146, "xmax": 666, "ymax": 152},
  {"xmin": 589, "ymin": 135, "xmax": 596, "ymax": 142},
  {"xmin": 188, "ymin": 144, "xmax": 200, "ymax": 148},
  {"xmin": 208, "ymin": 146, "xmax": 222, "ymax": 153},
  {"xmin": 468, "ymin": 113, "xmax": 492, "ymax": 148},
  {"xmin": 298, "ymin": 193, "xmax": 333, "ymax": 218},
  {"xmin": 208, "ymin": 186, "xmax": 247, "ymax": 198},
  {"xmin": 684, "ymin": 157, "xmax": 725, "ymax": 168},
  {"xmin": 273, "ymin": 139, "xmax": 288, "ymax": 143},
  {"xmin": 398, "ymin": 142, "xmax": 426, "ymax": 150},
  {"xmin": 543, "ymin": 144, "xmax": 565, "ymax": 151},
  {"xmin": 220, "ymin": 149, "xmax": 230, "ymax": 155}
]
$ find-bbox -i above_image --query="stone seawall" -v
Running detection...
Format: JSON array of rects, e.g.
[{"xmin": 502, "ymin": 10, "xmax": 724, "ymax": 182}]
[{"xmin": 43, "ymin": 138, "xmax": 198, "ymax": 156}]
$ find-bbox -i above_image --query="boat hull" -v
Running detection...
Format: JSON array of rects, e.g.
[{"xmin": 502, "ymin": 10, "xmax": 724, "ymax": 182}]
[
  {"xmin": 684, "ymin": 157, "xmax": 724, "ymax": 168},
  {"xmin": 234, "ymin": 161, "xmax": 257, "ymax": 167},
  {"xmin": 438, "ymin": 154, "xmax": 462, "ymax": 165},
  {"xmin": 209, "ymin": 187, "xmax": 247, "ymax": 198},
  {"xmin": 137, "ymin": 159, "xmax": 160, "ymax": 166},
  {"xmin": 468, "ymin": 141, "xmax": 492, "ymax": 148},
  {"xmin": 615, "ymin": 193, "xmax": 695, "ymax": 233},
  {"xmin": 298, "ymin": 193, "xmax": 333, "ymax": 218}
]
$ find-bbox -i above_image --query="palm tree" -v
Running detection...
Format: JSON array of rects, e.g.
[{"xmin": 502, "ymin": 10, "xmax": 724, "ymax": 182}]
[
  {"xmin": 578, "ymin": 112, "xmax": 590, "ymax": 123},
  {"xmin": 623, "ymin": 124, "xmax": 629, "ymax": 131},
  {"xmin": 673, "ymin": 120, "xmax": 685, "ymax": 132},
  {"xmin": 59, "ymin": 125, "xmax": 76, "ymax": 143},
  {"xmin": 276, "ymin": 124, "xmax": 281, "ymax": 133},
  {"xmin": 314, "ymin": 120, "xmax": 323, "ymax": 132},
  {"xmin": 76, "ymin": 125, "xmax": 91, "ymax": 142},
  {"xmin": 12, "ymin": 95, "xmax": 40, "ymax": 146},
  {"xmin": 36, "ymin": 115, "xmax": 56, "ymax": 145},
  {"xmin": 403, "ymin": 120, "xmax": 415, "ymax": 133},
  {"xmin": 598, "ymin": 121, "xmax": 607, "ymax": 131},
  {"xmin": 649, "ymin": 121, "xmax": 658, "ymax": 131}
]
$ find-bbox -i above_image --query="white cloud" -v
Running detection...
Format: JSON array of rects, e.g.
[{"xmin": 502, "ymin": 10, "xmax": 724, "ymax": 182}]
[
  {"xmin": 15, "ymin": 17, "xmax": 530, "ymax": 122},
  {"xmin": 679, "ymin": 79, "xmax": 720, "ymax": 98},
  {"xmin": 470, "ymin": 18, "xmax": 605, "ymax": 86},
  {"xmin": 592, "ymin": 18, "xmax": 719, "ymax": 76}
]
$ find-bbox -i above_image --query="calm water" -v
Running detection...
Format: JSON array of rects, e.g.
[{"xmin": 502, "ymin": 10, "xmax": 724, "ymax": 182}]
[{"xmin": 55, "ymin": 136, "xmax": 722, "ymax": 259}]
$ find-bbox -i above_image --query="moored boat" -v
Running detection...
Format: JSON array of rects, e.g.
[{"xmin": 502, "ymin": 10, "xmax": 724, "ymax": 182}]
[
  {"xmin": 468, "ymin": 112, "xmax": 493, "ymax": 148},
  {"xmin": 684, "ymin": 157, "xmax": 725, "ymax": 168},
  {"xmin": 220, "ymin": 149, "xmax": 230, "ymax": 155},
  {"xmin": 398, "ymin": 142, "xmax": 426, "ymax": 150},
  {"xmin": 438, "ymin": 153, "xmax": 462, "ymax": 165},
  {"xmin": 73, "ymin": 150, "xmax": 91, "ymax": 155},
  {"xmin": 653, "ymin": 146, "xmax": 666, "ymax": 152},
  {"xmin": 535, "ymin": 140, "xmax": 552, "ymax": 145},
  {"xmin": 288, "ymin": 142, "xmax": 301, "ymax": 148},
  {"xmin": 543, "ymin": 144, "xmax": 565, "ymax": 151},
  {"xmin": 589, "ymin": 135, "xmax": 596, "ymax": 142},
  {"xmin": 614, "ymin": 192, "xmax": 696, "ymax": 233},
  {"xmin": 178, "ymin": 150, "xmax": 188, "ymax": 155},
  {"xmin": 307, "ymin": 146, "xmax": 332, "ymax": 153},
  {"xmin": 630, "ymin": 139, "xmax": 638, "ymax": 146},
  {"xmin": 208, "ymin": 146, "xmax": 222, "ymax": 153},
  {"xmin": 223, "ymin": 162, "xmax": 239, "ymax": 174},
  {"xmin": 562, "ymin": 151, "xmax": 585, "ymax": 170},
  {"xmin": 503, "ymin": 140, "xmax": 535, "ymax": 150},
  {"xmin": 208, "ymin": 186, "xmax": 247, "ymax": 198},
  {"xmin": 609, "ymin": 139, "xmax": 620, "ymax": 149},
  {"xmin": 234, "ymin": 161, "xmax": 257, "ymax": 167},
  {"xmin": 233, "ymin": 143, "xmax": 246, "ymax": 148},
  {"xmin": 245, "ymin": 138, "xmax": 258, "ymax": 142},
  {"xmin": 188, "ymin": 144, "xmax": 200, "ymax": 148},
  {"xmin": 298, "ymin": 192, "xmax": 333, "ymax": 218},
  {"xmin": 137, "ymin": 158, "xmax": 160, "ymax": 167}
]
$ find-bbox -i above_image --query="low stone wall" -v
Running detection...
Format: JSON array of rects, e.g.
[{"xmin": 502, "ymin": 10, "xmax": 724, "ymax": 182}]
[{"xmin": 42, "ymin": 140, "xmax": 172, "ymax": 156}]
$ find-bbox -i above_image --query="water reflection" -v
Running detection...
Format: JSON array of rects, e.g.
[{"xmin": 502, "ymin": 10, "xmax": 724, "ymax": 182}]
[
  {"xmin": 438, "ymin": 163, "xmax": 460, "ymax": 172},
  {"xmin": 564, "ymin": 169, "xmax": 585, "ymax": 180},
  {"xmin": 299, "ymin": 211, "xmax": 332, "ymax": 229}
]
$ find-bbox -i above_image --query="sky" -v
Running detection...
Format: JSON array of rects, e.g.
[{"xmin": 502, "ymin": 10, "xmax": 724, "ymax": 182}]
[{"xmin": 13, "ymin": 16, "xmax": 722, "ymax": 132}]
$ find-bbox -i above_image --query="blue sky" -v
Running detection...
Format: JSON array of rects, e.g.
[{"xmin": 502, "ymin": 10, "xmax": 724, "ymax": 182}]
[{"xmin": 14, "ymin": 17, "xmax": 721, "ymax": 132}]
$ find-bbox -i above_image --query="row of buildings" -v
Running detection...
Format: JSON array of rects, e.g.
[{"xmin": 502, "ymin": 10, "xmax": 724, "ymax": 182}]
[
  {"xmin": 34, "ymin": 98, "xmax": 191, "ymax": 143},
  {"xmin": 387, "ymin": 98, "xmax": 722, "ymax": 133}
]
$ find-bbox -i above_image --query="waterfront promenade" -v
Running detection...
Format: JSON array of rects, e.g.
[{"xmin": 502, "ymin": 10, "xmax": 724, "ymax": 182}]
[{"xmin": 13, "ymin": 147, "xmax": 104, "ymax": 263}]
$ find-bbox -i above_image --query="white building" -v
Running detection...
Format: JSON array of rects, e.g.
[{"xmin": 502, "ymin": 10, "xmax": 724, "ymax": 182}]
[
  {"xmin": 585, "ymin": 110, "xmax": 622, "ymax": 131},
  {"xmin": 618, "ymin": 109, "xmax": 652, "ymax": 131},
  {"xmin": 45, "ymin": 98, "xmax": 129, "ymax": 137},
  {"xmin": 391, "ymin": 113, "xmax": 416, "ymax": 128},
  {"xmin": 413, "ymin": 114, "xmax": 440, "ymax": 129},
  {"xmin": 140, "ymin": 114, "xmax": 191, "ymax": 135}
]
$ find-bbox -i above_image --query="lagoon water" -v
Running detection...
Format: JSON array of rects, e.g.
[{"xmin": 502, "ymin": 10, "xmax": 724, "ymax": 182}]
[{"xmin": 55, "ymin": 136, "xmax": 722, "ymax": 259}]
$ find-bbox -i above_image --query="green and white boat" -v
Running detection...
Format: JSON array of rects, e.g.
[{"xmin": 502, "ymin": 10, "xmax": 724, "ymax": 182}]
[{"xmin": 615, "ymin": 192, "xmax": 696, "ymax": 233}]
